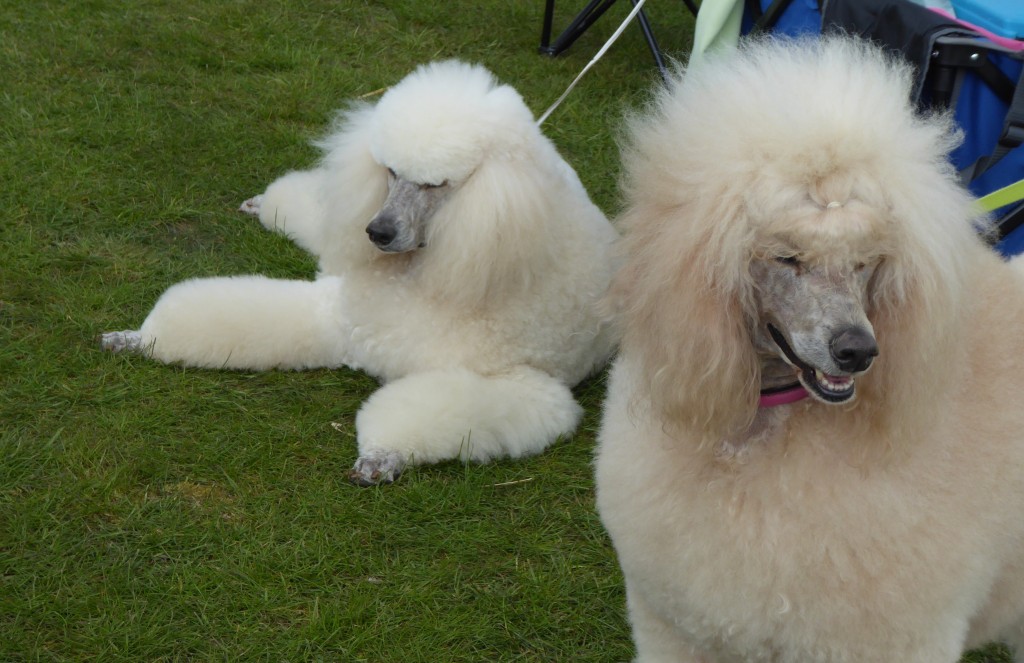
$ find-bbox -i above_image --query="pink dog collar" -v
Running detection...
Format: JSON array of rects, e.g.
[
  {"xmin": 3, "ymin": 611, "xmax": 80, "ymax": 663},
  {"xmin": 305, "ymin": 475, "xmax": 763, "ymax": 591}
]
[{"xmin": 758, "ymin": 383, "xmax": 808, "ymax": 408}]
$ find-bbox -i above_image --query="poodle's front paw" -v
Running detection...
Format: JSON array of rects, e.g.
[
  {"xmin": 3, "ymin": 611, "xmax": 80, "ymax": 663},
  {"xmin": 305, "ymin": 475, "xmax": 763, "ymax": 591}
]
[
  {"xmin": 348, "ymin": 450, "xmax": 407, "ymax": 487},
  {"xmin": 100, "ymin": 330, "xmax": 143, "ymax": 353},
  {"xmin": 238, "ymin": 194, "xmax": 263, "ymax": 217}
]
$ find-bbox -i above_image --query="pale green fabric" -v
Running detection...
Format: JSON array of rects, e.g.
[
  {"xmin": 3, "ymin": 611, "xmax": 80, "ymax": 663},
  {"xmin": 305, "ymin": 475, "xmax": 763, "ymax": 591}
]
[{"xmin": 690, "ymin": 0, "xmax": 744, "ymax": 66}]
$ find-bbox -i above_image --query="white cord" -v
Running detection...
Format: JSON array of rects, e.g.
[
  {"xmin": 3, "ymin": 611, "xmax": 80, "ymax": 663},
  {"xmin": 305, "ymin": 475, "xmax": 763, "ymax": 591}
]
[{"xmin": 536, "ymin": 0, "xmax": 648, "ymax": 126}]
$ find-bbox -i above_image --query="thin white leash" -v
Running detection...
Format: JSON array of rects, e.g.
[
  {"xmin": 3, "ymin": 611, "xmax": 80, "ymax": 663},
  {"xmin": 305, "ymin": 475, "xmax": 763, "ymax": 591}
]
[{"xmin": 536, "ymin": 0, "xmax": 648, "ymax": 126}]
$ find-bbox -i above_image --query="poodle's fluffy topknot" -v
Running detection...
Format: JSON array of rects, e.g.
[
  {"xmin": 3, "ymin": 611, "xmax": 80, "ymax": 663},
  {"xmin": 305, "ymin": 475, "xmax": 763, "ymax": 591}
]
[{"xmin": 368, "ymin": 60, "xmax": 537, "ymax": 185}]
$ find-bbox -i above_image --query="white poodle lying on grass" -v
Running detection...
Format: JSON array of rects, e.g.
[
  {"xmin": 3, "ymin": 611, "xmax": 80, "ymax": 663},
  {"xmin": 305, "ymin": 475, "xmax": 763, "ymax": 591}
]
[{"xmin": 103, "ymin": 60, "xmax": 619, "ymax": 485}]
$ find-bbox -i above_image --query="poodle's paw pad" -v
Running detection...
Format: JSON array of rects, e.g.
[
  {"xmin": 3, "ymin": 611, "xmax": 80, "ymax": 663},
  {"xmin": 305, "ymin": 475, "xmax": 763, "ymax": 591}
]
[
  {"xmin": 100, "ymin": 330, "xmax": 143, "ymax": 353},
  {"xmin": 348, "ymin": 450, "xmax": 406, "ymax": 487},
  {"xmin": 238, "ymin": 195, "xmax": 263, "ymax": 217}
]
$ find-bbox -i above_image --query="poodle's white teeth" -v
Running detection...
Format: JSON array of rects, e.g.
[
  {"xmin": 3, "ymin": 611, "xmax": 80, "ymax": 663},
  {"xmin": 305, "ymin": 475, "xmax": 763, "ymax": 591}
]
[{"xmin": 814, "ymin": 370, "xmax": 853, "ymax": 393}]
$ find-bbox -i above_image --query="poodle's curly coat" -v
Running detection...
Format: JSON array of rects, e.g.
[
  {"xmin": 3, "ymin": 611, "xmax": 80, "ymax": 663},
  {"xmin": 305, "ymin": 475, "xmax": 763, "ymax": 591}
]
[
  {"xmin": 596, "ymin": 36, "xmax": 1024, "ymax": 662},
  {"xmin": 103, "ymin": 61, "xmax": 618, "ymax": 485}
]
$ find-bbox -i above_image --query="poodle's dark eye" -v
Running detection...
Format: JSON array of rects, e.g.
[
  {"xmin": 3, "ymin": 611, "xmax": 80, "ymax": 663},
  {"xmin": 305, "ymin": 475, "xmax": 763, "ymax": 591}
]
[
  {"xmin": 855, "ymin": 262, "xmax": 867, "ymax": 271},
  {"xmin": 775, "ymin": 255, "xmax": 800, "ymax": 266}
]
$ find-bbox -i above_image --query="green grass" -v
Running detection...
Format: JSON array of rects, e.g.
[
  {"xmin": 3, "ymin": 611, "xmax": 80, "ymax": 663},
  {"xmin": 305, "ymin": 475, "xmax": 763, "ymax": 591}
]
[{"xmin": 0, "ymin": 1, "xmax": 1013, "ymax": 661}]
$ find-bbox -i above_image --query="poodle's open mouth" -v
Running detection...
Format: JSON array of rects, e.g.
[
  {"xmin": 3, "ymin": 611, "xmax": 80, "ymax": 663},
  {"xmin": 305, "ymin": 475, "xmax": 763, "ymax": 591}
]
[{"xmin": 766, "ymin": 324, "xmax": 855, "ymax": 404}]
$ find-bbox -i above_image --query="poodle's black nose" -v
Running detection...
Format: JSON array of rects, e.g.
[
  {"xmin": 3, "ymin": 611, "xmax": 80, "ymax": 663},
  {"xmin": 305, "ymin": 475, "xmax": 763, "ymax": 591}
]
[
  {"xmin": 366, "ymin": 217, "xmax": 397, "ymax": 248},
  {"xmin": 830, "ymin": 327, "xmax": 878, "ymax": 373}
]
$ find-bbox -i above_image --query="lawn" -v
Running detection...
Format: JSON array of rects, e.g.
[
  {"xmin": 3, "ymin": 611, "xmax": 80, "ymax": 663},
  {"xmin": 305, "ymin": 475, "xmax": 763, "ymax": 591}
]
[{"xmin": 0, "ymin": 1, "xmax": 1013, "ymax": 661}]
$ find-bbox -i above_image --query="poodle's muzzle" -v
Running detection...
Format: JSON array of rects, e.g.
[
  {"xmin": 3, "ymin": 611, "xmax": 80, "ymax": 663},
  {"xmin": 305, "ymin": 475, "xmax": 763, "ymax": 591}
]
[
  {"xmin": 754, "ymin": 257, "xmax": 880, "ymax": 404},
  {"xmin": 767, "ymin": 322, "xmax": 877, "ymax": 403},
  {"xmin": 366, "ymin": 171, "xmax": 452, "ymax": 253}
]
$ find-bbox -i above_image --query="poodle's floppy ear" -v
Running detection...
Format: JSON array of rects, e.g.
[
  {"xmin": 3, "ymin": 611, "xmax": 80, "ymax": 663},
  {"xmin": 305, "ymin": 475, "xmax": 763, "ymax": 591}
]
[
  {"xmin": 314, "ymin": 103, "xmax": 390, "ymax": 267},
  {"xmin": 848, "ymin": 158, "xmax": 982, "ymax": 441},
  {"xmin": 613, "ymin": 193, "xmax": 761, "ymax": 440},
  {"xmin": 415, "ymin": 129, "xmax": 567, "ymax": 308}
]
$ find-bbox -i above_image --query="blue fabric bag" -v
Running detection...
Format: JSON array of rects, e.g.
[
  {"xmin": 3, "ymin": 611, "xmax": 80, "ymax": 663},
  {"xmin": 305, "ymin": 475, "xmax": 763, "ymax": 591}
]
[{"xmin": 742, "ymin": 0, "xmax": 822, "ymax": 36}]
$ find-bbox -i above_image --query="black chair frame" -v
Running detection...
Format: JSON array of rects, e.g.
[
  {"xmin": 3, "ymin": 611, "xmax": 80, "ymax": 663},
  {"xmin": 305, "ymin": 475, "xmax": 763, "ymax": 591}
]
[{"xmin": 539, "ymin": 0, "xmax": 699, "ymax": 83}]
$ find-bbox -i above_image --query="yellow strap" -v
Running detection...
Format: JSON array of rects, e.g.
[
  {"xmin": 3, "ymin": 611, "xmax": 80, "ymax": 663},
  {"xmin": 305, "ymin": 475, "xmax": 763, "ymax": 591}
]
[{"xmin": 977, "ymin": 179, "xmax": 1024, "ymax": 213}]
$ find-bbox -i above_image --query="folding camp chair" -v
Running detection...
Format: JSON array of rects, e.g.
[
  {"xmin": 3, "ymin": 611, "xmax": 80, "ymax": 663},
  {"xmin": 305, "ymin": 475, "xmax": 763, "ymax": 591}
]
[{"xmin": 539, "ymin": 0, "xmax": 699, "ymax": 82}]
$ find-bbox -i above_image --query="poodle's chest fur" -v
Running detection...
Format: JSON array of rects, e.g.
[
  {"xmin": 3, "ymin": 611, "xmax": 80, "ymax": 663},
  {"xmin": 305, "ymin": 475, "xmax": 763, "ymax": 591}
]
[
  {"xmin": 712, "ymin": 406, "xmax": 792, "ymax": 461},
  {"xmin": 595, "ymin": 360, "xmax": 1007, "ymax": 661},
  {"xmin": 320, "ymin": 268, "xmax": 614, "ymax": 384},
  {"xmin": 603, "ymin": 436, "xmax": 981, "ymax": 661}
]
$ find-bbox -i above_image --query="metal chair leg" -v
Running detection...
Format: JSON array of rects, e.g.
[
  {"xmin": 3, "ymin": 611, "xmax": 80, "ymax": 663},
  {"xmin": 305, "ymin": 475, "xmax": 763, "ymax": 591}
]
[
  {"xmin": 540, "ymin": 0, "xmax": 619, "ymax": 56},
  {"xmin": 539, "ymin": 0, "xmax": 697, "ymax": 85}
]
